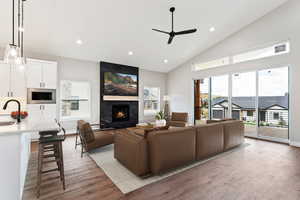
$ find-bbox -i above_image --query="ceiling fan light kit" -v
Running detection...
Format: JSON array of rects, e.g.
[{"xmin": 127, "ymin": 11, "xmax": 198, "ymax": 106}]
[{"xmin": 152, "ymin": 7, "xmax": 197, "ymax": 45}]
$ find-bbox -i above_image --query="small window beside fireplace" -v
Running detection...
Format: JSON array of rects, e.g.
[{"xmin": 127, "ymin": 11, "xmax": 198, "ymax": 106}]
[{"xmin": 112, "ymin": 105, "xmax": 130, "ymax": 122}]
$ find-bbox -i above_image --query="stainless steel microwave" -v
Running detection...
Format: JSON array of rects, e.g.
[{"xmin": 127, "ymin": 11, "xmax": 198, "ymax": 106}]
[{"xmin": 27, "ymin": 88, "xmax": 56, "ymax": 104}]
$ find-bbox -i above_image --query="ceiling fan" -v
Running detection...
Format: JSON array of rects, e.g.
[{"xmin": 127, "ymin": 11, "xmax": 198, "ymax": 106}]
[{"xmin": 152, "ymin": 7, "xmax": 197, "ymax": 45}]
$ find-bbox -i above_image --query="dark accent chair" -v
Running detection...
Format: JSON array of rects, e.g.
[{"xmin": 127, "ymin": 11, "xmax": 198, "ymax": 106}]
[
  {"xmin": 77, "ymin": 120, "xmax": 114, "ymax": 157},
  {"xmin": 167, "ymin": 112, "xmax": 189, "ymax": 127}
]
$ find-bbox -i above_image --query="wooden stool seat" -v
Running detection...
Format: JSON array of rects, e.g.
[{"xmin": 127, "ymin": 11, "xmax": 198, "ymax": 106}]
[{"xmin": 40, "ymin": 135, "xmax": 65, "ymax": 143}]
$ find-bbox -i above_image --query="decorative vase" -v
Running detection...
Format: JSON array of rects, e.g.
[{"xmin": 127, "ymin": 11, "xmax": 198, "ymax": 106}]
[{"xmin": 155, "ymin": 119, "xmax": 166, "ymax": 126}]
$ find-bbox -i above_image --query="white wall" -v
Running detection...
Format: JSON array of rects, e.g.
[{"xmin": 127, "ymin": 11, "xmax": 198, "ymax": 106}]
[{"xmin": 167, "ymin": 0, "xmax": 300, "ymax": 144}]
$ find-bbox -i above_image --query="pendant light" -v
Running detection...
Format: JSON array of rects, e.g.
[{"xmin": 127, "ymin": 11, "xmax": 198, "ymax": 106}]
[
  {"xmin": 16, "ymin": 0, "xmax": 26, "ymax": 68},
  {"xmin": 4, "ymin": 0, "xmax": 21, "ymax": 64}
]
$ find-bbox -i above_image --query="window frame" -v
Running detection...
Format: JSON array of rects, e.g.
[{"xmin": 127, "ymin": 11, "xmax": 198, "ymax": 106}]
[{"xmin": 143, "ymin": 86, "xmax": 161, "ymax": 115}]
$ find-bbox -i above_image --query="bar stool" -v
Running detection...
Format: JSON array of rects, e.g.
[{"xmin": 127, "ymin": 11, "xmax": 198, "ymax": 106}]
[{"xmin": 36, "ymin": 126, "xmax": 66, "ymax": 198}]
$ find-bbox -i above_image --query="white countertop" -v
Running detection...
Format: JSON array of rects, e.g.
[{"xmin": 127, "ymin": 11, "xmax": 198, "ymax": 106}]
[{"xmin": 0, "ymin": 121, "xmax": 59, "ymax": 136}]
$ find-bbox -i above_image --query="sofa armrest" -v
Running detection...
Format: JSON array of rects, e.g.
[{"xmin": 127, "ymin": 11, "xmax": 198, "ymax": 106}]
[
  {"xmin": 114, "ymin": 130, "xmax": 149, "ymax": 176},
  {"xmin": 223, "ymin": 121, "xmax": 245, "ymax": 151},
  {"xmin": 148, "ymin": 127, "xmax": 196, "ymax": 175}
]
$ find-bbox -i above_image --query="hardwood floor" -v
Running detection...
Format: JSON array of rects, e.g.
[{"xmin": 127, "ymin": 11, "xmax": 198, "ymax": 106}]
[{"xmin": 23, "ymin": 135, "xmax": 300, "ymax": 200}]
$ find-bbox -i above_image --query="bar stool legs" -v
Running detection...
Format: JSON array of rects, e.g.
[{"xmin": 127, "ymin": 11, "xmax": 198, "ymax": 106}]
[
  {"xmin": 36, "ymin": 140, "xmax": 65, "ymax": 198},
  {"xmin": 36, "ymin": 143, "xmax": 43, "ymax": 198}
]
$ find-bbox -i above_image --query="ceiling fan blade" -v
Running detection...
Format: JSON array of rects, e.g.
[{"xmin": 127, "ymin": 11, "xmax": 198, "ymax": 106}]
[
  {"xmin": 175, "ymin": 29, "xmax": 197, "ymax": 35},
  {"xmin": 168, "ymin": 35, "xmax": 174, "ymax": 44},
  {"xmin": 152, "ymin": 29, "xmax": 169, "ymax": 35}
]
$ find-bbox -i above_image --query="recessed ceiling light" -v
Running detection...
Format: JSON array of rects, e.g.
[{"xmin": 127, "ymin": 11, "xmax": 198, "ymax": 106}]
[
  {"xmin": 76, "ymin": 39, "xmax": 83, "ymax": 45},
  {"xmin": 164, "ymin": 59, "xmax": 168, "ymax": 63},
  {"xmin": 128, "ymin": 51, "xmax": 133, "ymax": 56},
  {"xmin": 209, "ymin": 27, "xmax": 215, "ymax": 32}
]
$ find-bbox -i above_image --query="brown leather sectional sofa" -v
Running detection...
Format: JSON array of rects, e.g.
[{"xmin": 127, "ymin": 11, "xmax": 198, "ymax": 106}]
[{"xmin": 114, "ymin": 120, "xmax": 244, "ymax": 176}]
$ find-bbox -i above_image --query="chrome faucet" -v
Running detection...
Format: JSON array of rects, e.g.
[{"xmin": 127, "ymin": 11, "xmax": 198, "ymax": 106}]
[{"xmin": 3, "ymin": 99, "xmax": 21, "ymax": 123}]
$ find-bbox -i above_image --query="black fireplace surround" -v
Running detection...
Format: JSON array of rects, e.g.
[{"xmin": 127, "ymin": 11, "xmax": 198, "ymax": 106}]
[{"xmin": 100, "ymin": 62, "xmax": 139, "ymax": 129}]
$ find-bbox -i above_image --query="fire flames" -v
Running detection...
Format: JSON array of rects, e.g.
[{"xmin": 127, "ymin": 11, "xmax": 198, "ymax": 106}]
[{"xmin": 116, "ymin": 111, "xmax": 126, "ymax": 119}]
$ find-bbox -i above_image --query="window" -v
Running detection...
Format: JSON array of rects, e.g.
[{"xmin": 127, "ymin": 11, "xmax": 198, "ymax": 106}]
[
  {"xmin": 233, "ymin": 41, "xmax": 290, "ymax": 64},
  {"xmin": 144, "ymin": 87, "xmax": 160, "ymax": 114},
  {"xmin": 60, "ymin": 80, "xmax": 91, "ymax": 120},
  {"xmin": 247, "ymin": 111, "xmax": 254, "ymax": 117},
  {"xmin": 191, "ymin": 41, "xmax": 290, "ymax": 72},
  {"xmin": 273, "ymin": 112, "xmax": 280, "ymax": 120},
  {"xmin": 193, "ymin": 57, "xmax": 230, "ymax": 71}
]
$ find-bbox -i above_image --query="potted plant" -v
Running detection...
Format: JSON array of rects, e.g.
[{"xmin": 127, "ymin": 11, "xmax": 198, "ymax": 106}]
[{"xmin": 155, "ymin": 111, "xmax": 166, "ymax": 126}]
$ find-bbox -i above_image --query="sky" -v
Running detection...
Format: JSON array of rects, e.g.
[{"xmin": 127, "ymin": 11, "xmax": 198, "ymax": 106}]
[
  {"xmin": 118, "ymin": 73, "xmax": 137, "ymax": 82},
  {"xmin": 200, "ymin": 67, "xmax": 289, "ymax": 97}
]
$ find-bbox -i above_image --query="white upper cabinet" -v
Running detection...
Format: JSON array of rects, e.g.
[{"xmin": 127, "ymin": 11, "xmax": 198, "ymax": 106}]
[
  {"xmin": 26, "ymin": 60, "xmax": 43, "ymax": 89},
  {"xmin": 42, "ymin": 62, "xmax": 57, "ymax": 89},
  {"xmin": 10, "ymin": 65, "xmax": 26, "ymax": 97},
  {"xmin": 26, "ymin": 59, "xmax": 57, "ymax": 89},
  {"xmin": 0, "ymin": 61, "xmax": 26, "ymax": 98},
  {"xmin": 0, "ymin": 62, "xmax": 11, "ymax": 97}
]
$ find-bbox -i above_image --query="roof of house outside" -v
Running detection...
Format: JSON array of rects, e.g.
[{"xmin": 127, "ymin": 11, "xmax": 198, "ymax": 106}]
[{"xmin": 212, "ymin": 95, "xmax": 288, "ymax": 110}]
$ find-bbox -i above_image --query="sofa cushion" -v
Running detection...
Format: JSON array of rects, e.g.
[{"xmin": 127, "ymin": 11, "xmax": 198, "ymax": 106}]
[
  {"xmin": 195, "ymin": 123, "xmax": 224, "ymax": 160},
  {"xmin": 125, "ymin": 126, "xmax": 169, "ymax": 138},
  {"xmin": 148, "ymin": 127, "xmax": 196, "ymax": 175},
  {"xmin": 144, "ymin": 125, "xmax": 170, "ymax": 135}
]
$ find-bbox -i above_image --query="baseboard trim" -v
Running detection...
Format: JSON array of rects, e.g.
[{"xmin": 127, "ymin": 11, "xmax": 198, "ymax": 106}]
[{"xmin": 289, "ymin": 141, "xmax": 300, "ymax": 148}]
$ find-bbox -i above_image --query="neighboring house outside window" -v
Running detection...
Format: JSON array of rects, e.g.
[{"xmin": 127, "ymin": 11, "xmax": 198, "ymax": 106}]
[
  {"xmin": 211, "ymin": 96, "xmax": 288, "ymax": 126},
  {"xmin": 247, "ymin": 111, "xmax": 254, "ymax": 117},
  {"xmin": 144, "ymin": 87, "xmax": 160, "ymax": 115}
]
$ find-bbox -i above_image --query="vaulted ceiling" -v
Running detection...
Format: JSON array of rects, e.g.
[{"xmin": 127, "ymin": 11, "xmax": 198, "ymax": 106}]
[{"xmin": 0, "ymin": 0, "xmax": 288, "ymax": 72}]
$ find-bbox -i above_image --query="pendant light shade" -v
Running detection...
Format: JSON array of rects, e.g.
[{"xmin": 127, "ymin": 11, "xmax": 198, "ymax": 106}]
[{"xmin": 4, "ymin": 44, "xmax": 21, "ymax": 64}]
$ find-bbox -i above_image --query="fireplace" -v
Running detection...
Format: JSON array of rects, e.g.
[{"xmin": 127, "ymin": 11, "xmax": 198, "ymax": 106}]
[
  {"xmin": 100, "ymin": 62, "xmax": 139, "ymax": 129},
  {"xmin": 112, "ymin": 105, "xmax": 130, "ymax": 122}
]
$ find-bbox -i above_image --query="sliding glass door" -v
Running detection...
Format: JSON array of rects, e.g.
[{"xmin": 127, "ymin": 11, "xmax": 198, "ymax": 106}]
[
  {"xmin": 193, "ymin": 66, "xmax": 289, "ymax": 142},
  {"xmin": 232, "ymin": 72, "xmax": 257, "ymax": 137},
  {"xmin": 258, "ymin": 67, "xmax": 289, "ymax": 141},
  {"xmin": 211, "ymin": 75, "xmax": 229, "ymax": 120}
]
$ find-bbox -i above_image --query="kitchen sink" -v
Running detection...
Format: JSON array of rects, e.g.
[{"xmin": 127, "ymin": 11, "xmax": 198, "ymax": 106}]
[{"xmin": 0, "ymin": 121, "xmax": 16, "ymax": 126}]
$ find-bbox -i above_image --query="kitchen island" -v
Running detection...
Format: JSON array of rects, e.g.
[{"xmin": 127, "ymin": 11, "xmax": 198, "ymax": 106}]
[{"xmin": 0, "ymin": 121, "xmax": 59, "ymax": 200}]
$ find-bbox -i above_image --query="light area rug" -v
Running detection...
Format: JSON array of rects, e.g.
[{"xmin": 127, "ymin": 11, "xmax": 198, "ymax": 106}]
[{"xmin": 89, "ymin": 143, "xmax": 249, "ymax": 194}]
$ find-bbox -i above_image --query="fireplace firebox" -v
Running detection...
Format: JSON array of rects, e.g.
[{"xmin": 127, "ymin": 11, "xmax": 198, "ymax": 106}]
[{"xmin": 112, "ymin": 105, "xmax": 130, "ymax": 122}]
